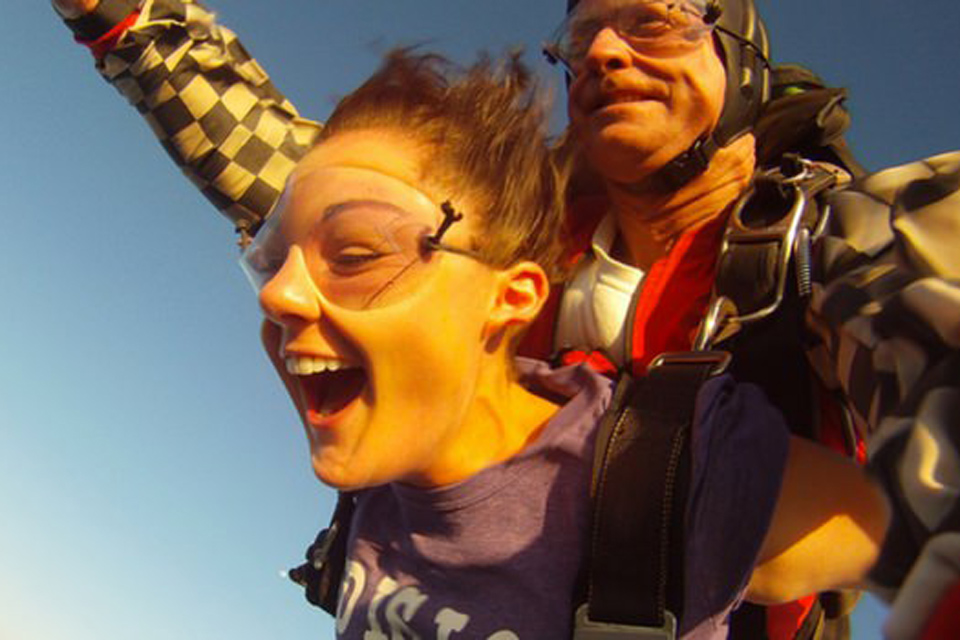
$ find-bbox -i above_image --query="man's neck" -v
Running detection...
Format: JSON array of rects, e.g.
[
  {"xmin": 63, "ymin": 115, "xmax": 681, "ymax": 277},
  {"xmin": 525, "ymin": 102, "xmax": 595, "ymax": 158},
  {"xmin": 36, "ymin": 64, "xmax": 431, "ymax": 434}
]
[{"xmin": 605, "ymin": 135, "xmax": 757, "ymax": 270}]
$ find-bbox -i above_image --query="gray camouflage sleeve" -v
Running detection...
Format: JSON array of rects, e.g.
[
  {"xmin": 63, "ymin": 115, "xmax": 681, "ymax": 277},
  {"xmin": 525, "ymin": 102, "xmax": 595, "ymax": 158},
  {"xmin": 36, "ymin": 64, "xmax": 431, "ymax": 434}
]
[
  {"xmin": 91, "ymin": 0, "xmax": 321, "ymax": 237},
  {"xmin": 804, "ymin": 151, "xmax": 960, "ymax": 594}
]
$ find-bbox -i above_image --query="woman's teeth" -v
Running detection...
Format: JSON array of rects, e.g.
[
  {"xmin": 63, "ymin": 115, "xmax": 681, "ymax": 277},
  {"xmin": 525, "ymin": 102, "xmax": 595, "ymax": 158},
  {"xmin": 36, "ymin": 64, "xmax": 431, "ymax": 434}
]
[{"xmin": 285, "ymin": 355, "xmax": 358, "ymax": 376}]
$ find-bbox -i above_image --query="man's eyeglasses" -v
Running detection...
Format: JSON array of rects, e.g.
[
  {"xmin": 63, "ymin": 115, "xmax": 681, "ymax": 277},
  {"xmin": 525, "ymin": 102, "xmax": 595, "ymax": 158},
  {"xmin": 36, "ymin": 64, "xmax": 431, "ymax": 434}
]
[
  {"xmin": 543, "ymin": 0, "xmax": 718, "ymax": 75},
  {"xmin": 241, "ymin": 199, "xmax": 483, "ymax": 311}
]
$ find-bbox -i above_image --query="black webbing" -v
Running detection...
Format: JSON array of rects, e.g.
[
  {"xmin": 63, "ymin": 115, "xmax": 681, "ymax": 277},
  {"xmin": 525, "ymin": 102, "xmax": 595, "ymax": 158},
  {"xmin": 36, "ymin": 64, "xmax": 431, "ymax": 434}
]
[
  {"xmin": 717, "ymin": 163, "xmax": 840, "ymax": 640},
  {"xmin": 585, "ymin": 360, "xmax": 718, "ymax": 627},
  {"xmin": 714, "ymin": 161, "xmax": 837, "ymax": 324},
  {"xmin": 288, "ymin": 491, "xmax": 355, "ymax": 615}
]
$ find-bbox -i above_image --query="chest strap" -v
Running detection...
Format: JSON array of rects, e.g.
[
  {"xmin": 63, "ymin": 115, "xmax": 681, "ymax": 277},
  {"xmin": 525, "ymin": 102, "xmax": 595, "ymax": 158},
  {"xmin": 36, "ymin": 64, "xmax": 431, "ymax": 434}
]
[{"xmin": 576, "ymin": 352, "xmax": 729, "ymax": 639}]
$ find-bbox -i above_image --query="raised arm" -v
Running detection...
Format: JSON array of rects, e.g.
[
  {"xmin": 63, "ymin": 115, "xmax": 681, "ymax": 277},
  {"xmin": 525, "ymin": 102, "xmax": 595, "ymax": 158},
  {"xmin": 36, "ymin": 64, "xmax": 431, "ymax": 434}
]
[{"xmin": 53, "ymin": 0, "xmax": 322, "ymax": 240}]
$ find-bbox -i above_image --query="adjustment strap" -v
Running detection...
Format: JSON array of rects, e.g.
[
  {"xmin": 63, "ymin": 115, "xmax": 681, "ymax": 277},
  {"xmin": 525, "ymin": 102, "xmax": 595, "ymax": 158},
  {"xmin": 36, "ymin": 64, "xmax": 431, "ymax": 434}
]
[
  {"xmin": 582, "ymin": 355, "xmax": 725, "ymax": 636},
  {"xmin": 64, "ymin": 0, "xmax": 140, "ymax": 41},
  {"xmin": 657, "ymin": 136, "xmax": 720, "ymax": 192},
  {"xmin": 612, "ymin": 136, "xmax": 721, "ymax": 196}
]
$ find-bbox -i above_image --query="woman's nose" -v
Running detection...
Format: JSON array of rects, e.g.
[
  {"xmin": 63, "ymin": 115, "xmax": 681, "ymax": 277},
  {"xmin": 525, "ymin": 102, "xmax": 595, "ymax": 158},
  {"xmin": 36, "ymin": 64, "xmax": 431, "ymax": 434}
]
[
  {"xmin": 258, "ymin": 246, "xmax": 321, "ymax": 326},
  {"xmin": 583, "ymin": 26, "xmax": 633, "ymax": 75}
]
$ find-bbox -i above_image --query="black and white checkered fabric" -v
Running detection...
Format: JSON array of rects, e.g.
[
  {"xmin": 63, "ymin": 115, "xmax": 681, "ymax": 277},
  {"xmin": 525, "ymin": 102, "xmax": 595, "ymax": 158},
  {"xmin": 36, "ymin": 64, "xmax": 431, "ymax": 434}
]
[
  {"xmin": 806, "ymin": 151, "xmax": 960, "ymax": 618},
  {"xmin": 96, "ymin": 0, "xmax": 321, "ymax": 235}
]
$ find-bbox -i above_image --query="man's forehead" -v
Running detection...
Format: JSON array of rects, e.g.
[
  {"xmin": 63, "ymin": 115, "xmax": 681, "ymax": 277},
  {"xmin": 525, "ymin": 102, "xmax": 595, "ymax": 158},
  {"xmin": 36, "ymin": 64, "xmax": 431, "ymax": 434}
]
[{"xmin": 575, "ymin": 0, "xmax": 708, "ymax": 13}]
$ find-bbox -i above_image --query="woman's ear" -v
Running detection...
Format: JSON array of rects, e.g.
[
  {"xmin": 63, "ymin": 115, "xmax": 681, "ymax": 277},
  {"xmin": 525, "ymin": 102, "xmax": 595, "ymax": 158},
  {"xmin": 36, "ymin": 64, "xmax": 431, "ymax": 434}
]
[{"xmin": 485, "ymin": 261, "xmax": 550, "ymax": 339}]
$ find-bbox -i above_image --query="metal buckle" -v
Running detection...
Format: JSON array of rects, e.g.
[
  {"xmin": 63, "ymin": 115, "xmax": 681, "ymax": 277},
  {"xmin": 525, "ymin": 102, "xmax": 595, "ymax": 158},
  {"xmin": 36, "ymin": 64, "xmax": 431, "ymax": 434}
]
[
  {"xmin": 648, "ymin": 350, "xmax": 731, "ymax": 376},
  {"xmin": 573, "ymin": 606, "xmax": 677, "ymax": 640},
  {"xmin": 693, "ymin": 296, "xmax": 739, "ymax": 351},
  {"xmin": 725, "ymin": 180, "xmax": 806, "ymax": 318},
  {"xmin": 704, "ymin": 172, "xmax": 806, "ymax": 339}
]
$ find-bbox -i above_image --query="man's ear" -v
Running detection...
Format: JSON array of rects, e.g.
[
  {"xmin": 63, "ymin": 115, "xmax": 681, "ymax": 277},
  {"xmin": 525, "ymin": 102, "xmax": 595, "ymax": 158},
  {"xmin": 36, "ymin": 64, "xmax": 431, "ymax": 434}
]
[{"xmin": 485, "ymin": 261, "xmax": 550, "ymax": 338}]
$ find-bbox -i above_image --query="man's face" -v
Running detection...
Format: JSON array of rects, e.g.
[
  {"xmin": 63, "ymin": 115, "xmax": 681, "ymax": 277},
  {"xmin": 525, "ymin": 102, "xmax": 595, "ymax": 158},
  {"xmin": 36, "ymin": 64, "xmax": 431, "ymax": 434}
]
[
  {"xmin": 565, "ymin": 0, "xmax": 727, "ymax": 184},
  {"xmin": 251, "ymin": 130, "xmax": 503, "ymax": 490}
]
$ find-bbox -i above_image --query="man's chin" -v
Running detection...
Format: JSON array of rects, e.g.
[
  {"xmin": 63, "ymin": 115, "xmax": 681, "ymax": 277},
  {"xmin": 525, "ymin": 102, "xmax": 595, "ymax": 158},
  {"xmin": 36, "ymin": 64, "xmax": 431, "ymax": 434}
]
[{"xmin": 584, "ymin": 129, "xmax": 688, "ymax": 186}]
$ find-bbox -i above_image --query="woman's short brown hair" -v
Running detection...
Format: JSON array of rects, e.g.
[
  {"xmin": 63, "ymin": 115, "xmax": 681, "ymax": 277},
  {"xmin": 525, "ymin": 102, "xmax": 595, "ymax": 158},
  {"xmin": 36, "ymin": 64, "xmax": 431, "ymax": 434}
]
[{"xmin": 316, "ymin": 50, "xmax": 569, "ymax": 281}]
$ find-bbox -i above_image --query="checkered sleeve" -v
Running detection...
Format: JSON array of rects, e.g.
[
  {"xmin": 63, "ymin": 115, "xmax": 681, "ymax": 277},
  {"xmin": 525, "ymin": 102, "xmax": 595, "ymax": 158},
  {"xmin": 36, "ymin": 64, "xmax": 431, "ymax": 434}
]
[
  {"xmin": 94, "ymin": 0, "xmax": 322, "ymax": 235},
  {"xmin": 803, "ymin": 151, "xmax": 960, "ymax": 595}
]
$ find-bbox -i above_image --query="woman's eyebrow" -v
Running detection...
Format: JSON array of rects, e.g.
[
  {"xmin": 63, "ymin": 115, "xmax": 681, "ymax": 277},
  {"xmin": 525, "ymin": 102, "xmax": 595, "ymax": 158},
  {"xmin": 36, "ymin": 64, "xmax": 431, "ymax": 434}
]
[{"xmin": 320, "ymin": 199, "xmax": 413, "ymax": 222}]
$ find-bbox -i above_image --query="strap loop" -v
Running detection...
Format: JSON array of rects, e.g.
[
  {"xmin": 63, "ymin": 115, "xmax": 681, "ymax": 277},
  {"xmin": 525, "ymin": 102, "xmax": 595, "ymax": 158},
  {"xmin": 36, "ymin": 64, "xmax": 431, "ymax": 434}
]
[{"xmin": 574, "ymin": 605, "xmax": 677, "ymax": 640}]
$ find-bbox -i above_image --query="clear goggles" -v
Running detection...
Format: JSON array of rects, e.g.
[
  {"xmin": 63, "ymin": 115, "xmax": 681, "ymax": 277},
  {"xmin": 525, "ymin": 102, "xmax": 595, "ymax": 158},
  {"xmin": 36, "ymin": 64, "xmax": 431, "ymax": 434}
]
[
  {"xmin": 543, "ymin": 0, "xmax": 717, "ymax": 74},
  {"xmin": 240, "ymin": 197, "xmax": 480, "ymax": 311}
]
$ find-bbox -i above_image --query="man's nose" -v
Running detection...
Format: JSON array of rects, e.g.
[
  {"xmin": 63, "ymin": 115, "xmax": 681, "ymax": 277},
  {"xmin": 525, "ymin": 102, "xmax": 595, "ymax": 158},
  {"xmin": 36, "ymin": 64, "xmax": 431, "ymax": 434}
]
[
  {"xmin": 583, "ymin": 26, "xmax": 633, "ymax": 75},
  {"xmin": 259, "ymin": 246, "xmax": 321, "ymax": 326}
]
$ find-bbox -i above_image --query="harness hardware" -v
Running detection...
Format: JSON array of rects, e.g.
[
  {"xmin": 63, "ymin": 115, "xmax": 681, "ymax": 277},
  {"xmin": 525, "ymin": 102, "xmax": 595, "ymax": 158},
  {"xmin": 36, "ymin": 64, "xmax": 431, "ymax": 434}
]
[
  {"xmin": 722, "ymin": 181, "xmax": 806, "ymax": 324},
  {"xmin": 693, "ymin": 159, "xmax": 838, "ymax": 350},
  {"xmin": 693, "ymin": 297, "xmax": 739, "ymax": 352},
  {"xmin": 574, "ymin": 605, "xmax": 677, "ymax": 640},
  {"xmin": 649, "ymin": 350, "xmax": 731, "ymax": 376}
]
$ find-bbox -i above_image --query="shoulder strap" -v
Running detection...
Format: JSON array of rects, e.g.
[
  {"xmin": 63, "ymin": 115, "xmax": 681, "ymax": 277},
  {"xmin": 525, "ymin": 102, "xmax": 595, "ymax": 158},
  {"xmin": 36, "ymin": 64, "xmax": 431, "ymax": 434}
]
[
  {"xmin": 705, "ymin": 160, "xmax": 860, "ymax": 640},
  {"xmin": 576, "ymin": 352, "xmax": 729, "ymax": 639}
]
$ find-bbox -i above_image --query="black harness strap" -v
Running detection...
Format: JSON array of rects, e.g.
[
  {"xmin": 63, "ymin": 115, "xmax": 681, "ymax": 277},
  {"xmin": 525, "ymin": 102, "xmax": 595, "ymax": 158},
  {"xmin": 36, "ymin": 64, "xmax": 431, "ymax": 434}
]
[
  {"xmin": 705, "ymin": 160, "xmax": 850, "ymax": 640},
  {"xmin": 577, "ymin": 354, "xmax": 728, "ymax": 639},
  {"xmin": 696, "ymin": 159, "xmax": 841, "ymax": 444},
  {"xmin": 576, "ymin": 161, "xmax": 844, "ymax": 640},
  {"xmin": 288, "ymin": 492, "xmax": 355, "ymax": 615}
]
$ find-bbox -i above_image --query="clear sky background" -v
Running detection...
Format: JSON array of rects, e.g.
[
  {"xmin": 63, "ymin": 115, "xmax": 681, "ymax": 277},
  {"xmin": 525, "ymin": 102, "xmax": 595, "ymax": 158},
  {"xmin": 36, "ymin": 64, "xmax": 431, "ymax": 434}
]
[{"xmin": 2, "ymin": 1, "xmax": 958, "ymax": 638}]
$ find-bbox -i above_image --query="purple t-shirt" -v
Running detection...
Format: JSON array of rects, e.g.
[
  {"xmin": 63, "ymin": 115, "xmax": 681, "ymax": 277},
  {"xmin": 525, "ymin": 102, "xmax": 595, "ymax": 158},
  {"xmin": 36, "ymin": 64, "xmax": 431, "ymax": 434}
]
[{"xmin": 333, "ymin": 359, "xmax": 788, "ymax": 639}]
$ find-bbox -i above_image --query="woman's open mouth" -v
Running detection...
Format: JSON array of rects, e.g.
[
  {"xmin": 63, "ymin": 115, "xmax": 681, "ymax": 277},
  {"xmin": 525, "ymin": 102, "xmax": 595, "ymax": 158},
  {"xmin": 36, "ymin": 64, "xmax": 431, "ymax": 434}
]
[{"xmin": 286, "ymin": 356, "xmax": 368, "ymax": 422}]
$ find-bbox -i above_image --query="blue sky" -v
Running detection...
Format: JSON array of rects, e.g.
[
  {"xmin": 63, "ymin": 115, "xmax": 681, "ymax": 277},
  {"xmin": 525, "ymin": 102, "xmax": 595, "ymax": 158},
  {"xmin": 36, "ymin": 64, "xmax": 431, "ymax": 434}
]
[{"xmin": 2, "ymin": 1, "xmax": 958, "ymax": 638}]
